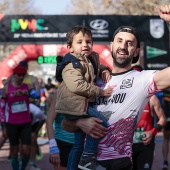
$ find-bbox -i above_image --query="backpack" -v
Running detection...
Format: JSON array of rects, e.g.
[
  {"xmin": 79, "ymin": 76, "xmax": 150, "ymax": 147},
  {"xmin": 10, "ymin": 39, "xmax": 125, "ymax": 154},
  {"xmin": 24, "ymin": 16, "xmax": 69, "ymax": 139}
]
[{"xmin": 55, "ymin": 53, "xmax": 81, "ymax": 82}]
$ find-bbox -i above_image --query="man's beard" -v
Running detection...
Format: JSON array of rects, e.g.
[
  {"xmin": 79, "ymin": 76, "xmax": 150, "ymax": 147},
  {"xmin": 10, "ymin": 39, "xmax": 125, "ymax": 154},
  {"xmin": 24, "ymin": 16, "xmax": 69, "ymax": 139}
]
[{"xmin": 112, "ymin": 51, "xmax": 134, "ymax": 68}]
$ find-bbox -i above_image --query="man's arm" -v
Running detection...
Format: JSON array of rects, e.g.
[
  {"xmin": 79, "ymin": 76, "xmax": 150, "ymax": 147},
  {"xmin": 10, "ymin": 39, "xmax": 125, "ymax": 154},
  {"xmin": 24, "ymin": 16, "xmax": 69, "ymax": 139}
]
[
  {"xmin": 157, "ymin": 5, "xmax": 170, "ymax": 24},
  {"xmin": 46, "ymin": 93, "xmax": 57, "ymax": 140},
  {"xmin": 46, "ymin": 93, "xmax": 61, "ymax": 167},
  {"xmin": 3, "ymin": 74, "xmax": 14, "ymax": 86},
  {"xmin": 62, "ymin": 117, "xmax": 107, "ymax": 139},
  {"xmin": 151, "ymin": 95, "xmax": 166, "ymax": 127},
  {"xmin": 154, "ymin": 5, "xmax": 170, "ymax": 90},
  {"xmin": 142, "ymin": 95, "xmax": 166, "ymax": 145}
]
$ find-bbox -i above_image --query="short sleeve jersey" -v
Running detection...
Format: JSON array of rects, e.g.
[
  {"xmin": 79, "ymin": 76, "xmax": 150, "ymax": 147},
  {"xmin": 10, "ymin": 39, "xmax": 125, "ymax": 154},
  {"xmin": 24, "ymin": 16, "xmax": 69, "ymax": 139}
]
[
  {"xmin": 93, "ymin": 69, "xmax": 158, "ymax": 161},
  {"xmin": 6, "ymin": 83, "xmax": 30, "ymax": 124}
]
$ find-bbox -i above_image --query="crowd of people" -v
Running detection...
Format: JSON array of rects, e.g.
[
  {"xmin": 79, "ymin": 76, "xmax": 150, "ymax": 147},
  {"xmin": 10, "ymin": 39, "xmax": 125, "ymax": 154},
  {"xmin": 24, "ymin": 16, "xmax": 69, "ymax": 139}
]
[{"xmin": 1, "ymin": 3, "xmax": 170, "ymax": 170}]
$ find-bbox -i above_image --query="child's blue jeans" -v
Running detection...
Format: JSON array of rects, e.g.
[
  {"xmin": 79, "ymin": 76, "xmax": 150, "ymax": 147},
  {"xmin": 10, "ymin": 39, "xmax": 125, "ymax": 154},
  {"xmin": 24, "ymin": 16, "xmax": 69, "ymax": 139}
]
[{"xmin": 67, "ymin": 106, "xmax": 108, "ymax": 170}]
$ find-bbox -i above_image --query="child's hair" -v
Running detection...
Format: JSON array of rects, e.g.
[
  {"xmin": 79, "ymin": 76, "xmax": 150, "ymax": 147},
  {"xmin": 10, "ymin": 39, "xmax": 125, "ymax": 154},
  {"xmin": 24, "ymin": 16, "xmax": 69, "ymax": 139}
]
[{"xmin": 66, "ymin": 25, "xmax": 93, "ymax": 46}]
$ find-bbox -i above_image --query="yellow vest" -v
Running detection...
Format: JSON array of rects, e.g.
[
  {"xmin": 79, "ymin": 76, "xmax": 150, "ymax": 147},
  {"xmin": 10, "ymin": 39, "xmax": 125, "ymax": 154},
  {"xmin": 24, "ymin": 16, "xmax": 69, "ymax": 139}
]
[{"xmin": 23, "ymin": 75, "xmax": 35, "ymax": 103}]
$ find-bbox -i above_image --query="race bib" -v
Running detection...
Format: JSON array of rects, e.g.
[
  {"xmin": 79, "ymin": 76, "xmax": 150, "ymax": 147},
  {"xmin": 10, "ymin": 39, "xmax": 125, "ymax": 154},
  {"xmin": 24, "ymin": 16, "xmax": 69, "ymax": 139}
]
[{"xmin": 11, "ymin": 101, "xmax": 28, "ymax": 113}]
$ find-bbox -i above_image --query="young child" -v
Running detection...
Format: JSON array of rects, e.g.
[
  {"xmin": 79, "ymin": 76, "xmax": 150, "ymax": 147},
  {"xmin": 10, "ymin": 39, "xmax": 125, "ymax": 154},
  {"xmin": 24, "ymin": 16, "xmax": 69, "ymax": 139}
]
[{"xmin": 55, "ymin": 25, "xmax": 112, "ymax": 170}]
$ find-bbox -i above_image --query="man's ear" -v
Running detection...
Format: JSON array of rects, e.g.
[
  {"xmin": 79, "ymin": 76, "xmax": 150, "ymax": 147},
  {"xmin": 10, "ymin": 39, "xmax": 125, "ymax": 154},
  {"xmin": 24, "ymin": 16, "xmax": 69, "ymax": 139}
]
[{"xmin": 134, "ymin": 48, "xmax": 140, "ymax": 57}]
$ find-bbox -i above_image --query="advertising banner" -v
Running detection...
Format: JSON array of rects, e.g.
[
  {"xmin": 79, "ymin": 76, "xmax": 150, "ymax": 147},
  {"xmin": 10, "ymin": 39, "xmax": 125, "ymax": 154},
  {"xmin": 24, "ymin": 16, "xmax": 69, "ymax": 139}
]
[{"xmin": 0, "ymin": 15, "xmax": 169, "ymax": 70}]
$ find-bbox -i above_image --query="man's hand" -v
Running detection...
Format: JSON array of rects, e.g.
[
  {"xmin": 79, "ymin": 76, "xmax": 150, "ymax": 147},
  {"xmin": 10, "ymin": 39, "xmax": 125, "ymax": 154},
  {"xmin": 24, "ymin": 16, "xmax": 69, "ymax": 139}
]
[
  {"xmin": 157, "ymin": 5, "xmax": 170, "ymax": 23},
  {"xmin": 62, "ymin": 117, "xmax": 108, "ymax": 139},
  {"xmin": 101, "ymin": 69, "xmax": 111, "ymax": 83},
  {"xmin": 49, "ymin": 153, "xmax": 60, "ymax": 167},
  {"xmin": 76, "ymin": 117, "xmax": 107, "ymax": 139},
  {"xmin": 142, "ymin": 131, "xmax": 153, "ymax": 145}
]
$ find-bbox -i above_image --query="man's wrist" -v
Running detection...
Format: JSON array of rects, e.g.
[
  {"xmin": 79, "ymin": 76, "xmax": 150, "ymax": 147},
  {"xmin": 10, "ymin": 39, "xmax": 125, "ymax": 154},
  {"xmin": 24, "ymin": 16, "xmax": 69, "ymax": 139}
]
[
  {"xmin": 49, "ymin": 138, "xmax": 57, "ymax": 148},
  {"xmin": 150, "ymin": 128, "xmax": 158, "ymax": 136},
  {"xmin": 155, "ymin": 124, "xmax": 163, "ymax": 132},
  {"xmin": 50, "ymin": 146, "xmax": 60, "ymax": 154},
  {"xmin": 75, "ymin": 119, "xmax": 81, "ymax": 128}
]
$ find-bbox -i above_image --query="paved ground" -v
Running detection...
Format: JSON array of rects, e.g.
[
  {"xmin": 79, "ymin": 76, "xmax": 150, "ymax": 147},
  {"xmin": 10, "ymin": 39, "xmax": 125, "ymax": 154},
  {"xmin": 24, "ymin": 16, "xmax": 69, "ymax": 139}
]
[
  {"xmin": 0, "ymin": 132, "xmax": 169, "ymax": 170},
  {"xmin": 0, "ymin": 137, "xmax": 53, "ymax": 170}
]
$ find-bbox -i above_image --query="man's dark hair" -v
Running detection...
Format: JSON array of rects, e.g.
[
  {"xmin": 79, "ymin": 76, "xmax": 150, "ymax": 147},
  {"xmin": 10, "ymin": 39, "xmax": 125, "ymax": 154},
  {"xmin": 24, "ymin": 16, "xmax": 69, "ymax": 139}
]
[{"xmin": 66, "ymin": 25, "xmax": 93, "ymax": 46}]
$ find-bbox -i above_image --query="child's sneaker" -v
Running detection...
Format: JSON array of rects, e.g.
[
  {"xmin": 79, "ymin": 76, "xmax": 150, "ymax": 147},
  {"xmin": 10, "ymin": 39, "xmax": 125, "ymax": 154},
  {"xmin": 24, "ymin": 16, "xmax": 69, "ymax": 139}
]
[
  {"xmin": 78, "ymin": 154, "xmax": 106, "ymax": 170},
  {"xmin": 162, "ymin": 161, "xmax": 168, "ymax": 170}
]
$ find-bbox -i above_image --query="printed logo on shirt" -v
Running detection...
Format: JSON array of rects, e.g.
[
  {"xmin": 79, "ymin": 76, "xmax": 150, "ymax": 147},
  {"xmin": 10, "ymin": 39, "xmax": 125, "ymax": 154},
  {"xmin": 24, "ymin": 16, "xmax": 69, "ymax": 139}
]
[
  {"xmin": 120, "ymin": 78, "xmax": 134, "ymax": 89},
  {"xmin": 95, "ymin": 93, "xmax": 126, "ymax": 105}
]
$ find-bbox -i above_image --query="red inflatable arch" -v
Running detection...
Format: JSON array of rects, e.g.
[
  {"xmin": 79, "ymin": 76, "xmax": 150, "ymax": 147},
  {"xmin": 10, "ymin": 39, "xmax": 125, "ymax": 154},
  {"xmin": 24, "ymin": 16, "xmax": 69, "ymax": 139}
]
[{"xmin": 0, "ymin": 44, "xmax": 113, "ymax": 87}]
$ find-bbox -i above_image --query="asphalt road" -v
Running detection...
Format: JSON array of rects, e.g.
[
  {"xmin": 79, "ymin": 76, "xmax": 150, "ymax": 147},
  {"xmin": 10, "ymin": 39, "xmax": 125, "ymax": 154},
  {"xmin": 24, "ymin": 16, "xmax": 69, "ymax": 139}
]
[{"xmin": 0, "ymin": 133, "xmax": 168, "ymax": 170}]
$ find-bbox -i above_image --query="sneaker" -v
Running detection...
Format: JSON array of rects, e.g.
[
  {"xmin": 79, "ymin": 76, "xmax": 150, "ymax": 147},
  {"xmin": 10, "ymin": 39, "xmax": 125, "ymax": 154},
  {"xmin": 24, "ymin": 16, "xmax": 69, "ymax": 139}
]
[
  {"xmin": 36, "ymin": 146, "xmax": 43, "ymax": 161},
  {"xmin": 78, "ymin": 154, "xmax": 106, "ymax": 170},
  {"xmin": 162, "ymin": 164, "xmax": 168, "ymax": 170},
  {"xmin": 162, "ymin": 161, "xmax": 169, "ymax": 170}
]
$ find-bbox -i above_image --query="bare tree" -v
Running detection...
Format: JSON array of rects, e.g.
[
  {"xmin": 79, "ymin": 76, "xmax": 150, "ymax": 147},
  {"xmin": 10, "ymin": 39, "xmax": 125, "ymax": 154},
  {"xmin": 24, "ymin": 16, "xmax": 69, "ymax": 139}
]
[
  {"xmin": 0, "ymin": 0, "xmax": 41, "ymax": 14},
  {"xmin": 0, "ymin": 0, "xmax": 42, "ymax": 71},
  {"xmin": 67, "ymin": 0, "xmax": 169, "ymax": 15}
]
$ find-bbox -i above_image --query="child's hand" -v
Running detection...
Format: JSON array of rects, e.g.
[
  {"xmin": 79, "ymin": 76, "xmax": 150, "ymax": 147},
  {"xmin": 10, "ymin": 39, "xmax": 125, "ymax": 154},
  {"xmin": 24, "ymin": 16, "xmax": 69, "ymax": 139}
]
[
  {"xmin": 100, "ymin": 87, "xmax": 113, "ymax": 97},
  {"xmin": 101, "ymin": 70, "xmax": 111, "ymax": 83}
]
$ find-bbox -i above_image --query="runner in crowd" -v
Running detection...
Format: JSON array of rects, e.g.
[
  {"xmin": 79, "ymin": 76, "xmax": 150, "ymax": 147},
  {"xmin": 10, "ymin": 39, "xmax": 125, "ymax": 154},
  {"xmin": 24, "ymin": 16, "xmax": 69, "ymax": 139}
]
[
  {"xmin": 44, "ymin": 78, "xmax": 56, "ymax": 98},
  {"xmin": 162, "ymin": 88, "xmax": 170, "ymax": 170},
  {"xmin": 3, "ymin": 60, "xmax": 43, "ymax": 170},
  {"xmin": 47, "ymin": 91, "xmax": 74, "ymax": 170},
  {"xmin": 29, "ymin": 103, "xmax": 46, "ymax": 170},
  {"xmin": 1, "ymin": 65, "xmax": 32, "ymax": 170},
  {"xmin": 46, "ymin": 55, "xmax": 75, "ymax": 170},
  {"xmin": 61, "ymin": 5, "xmax": 170, "ymax": 170}
]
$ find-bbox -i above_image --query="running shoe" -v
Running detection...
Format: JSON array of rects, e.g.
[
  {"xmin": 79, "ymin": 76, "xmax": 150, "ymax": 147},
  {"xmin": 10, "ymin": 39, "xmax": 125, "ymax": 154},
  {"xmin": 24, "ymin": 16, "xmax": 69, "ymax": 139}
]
[{"xmin": 78, "ymin": 154, "xmax": 106, "ymax": 170}]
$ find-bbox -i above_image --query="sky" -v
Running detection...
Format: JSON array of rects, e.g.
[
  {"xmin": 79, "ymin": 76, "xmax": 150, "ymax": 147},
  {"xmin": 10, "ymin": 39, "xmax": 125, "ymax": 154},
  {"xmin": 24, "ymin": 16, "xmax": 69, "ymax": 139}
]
[{"xmin": 33, "ymin": 0, "xmax": 70, "ymax": 15}]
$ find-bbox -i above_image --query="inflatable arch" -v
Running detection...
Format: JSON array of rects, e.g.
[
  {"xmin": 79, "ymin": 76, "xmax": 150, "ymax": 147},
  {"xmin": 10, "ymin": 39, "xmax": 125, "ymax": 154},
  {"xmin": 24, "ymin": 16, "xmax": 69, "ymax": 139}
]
[{"xmin": 0, "ymin": 44, "xmax": 113, "ymax": 87}]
